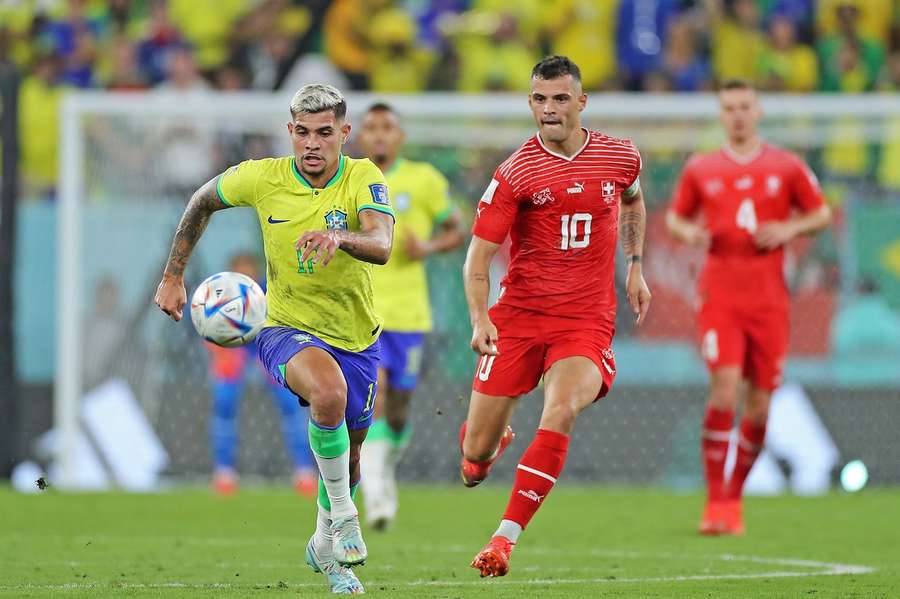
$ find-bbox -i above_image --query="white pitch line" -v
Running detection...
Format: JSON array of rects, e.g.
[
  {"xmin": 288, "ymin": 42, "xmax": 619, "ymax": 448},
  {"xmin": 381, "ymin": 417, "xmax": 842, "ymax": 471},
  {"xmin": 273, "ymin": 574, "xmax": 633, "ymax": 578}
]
[{"xmin": 0, "ymin": 552, "xmax": 875, "ymax": 591}]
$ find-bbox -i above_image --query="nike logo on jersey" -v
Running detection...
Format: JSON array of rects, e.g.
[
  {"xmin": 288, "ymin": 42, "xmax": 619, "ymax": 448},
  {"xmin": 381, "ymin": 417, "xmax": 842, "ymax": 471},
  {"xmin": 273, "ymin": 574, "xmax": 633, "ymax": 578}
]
[{"xmin": 267, "ymin": 215, "xmax": 290, "ymax": 224}]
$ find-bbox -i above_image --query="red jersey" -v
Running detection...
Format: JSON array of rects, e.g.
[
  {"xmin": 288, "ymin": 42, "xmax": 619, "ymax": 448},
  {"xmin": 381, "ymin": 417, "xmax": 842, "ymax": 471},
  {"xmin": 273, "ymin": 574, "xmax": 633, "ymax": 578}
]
[
  {"xmin": 472, "ymin": 129, "xmax": 642, "ymax": 329},
  {"xmin": 670, "ymin": 143, "xmax": 824, "ymax": 305}
]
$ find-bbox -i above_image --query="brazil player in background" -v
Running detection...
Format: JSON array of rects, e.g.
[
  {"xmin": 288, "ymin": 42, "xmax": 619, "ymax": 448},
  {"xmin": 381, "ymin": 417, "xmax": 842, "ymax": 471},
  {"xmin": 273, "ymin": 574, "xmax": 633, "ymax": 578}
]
[
  {"xmin": 356, "ymin": 103, "xmax": 465, "ymax": 531},
  {"xmin": 155, "ymin": 84, "xmax": 394, "ymax": 595},
  {"xmin": 206, "ymin": 252, "xmax": 317, "ymax": 498},
  {"xmin": 667, "ymin": 80, "xmax": 831, "ymax": 536}
]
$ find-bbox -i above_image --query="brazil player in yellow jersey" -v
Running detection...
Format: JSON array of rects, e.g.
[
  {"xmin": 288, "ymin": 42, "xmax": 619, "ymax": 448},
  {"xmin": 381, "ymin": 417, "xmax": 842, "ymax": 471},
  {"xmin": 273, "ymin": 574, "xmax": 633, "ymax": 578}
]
[
  {"xmin": 356, "ymin": 103, "xmax": 465, "ymax": 530},
  {"xmin": 154, "ymin": 84, "xmax": 394, "ymax": 595}
]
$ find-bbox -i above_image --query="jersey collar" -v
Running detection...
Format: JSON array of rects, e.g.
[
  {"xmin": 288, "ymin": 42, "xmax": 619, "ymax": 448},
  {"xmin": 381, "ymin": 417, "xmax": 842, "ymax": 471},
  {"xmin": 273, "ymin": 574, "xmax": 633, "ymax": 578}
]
[
  {"xmin": 292, "ymin": 154, "xmax": 346, "ymax": 189},
  {"xmin": 535, "ymin": 127, "xmax": 591, "ymax": 162},
  {"xmin": 722, "ymin": 141, "xmax": 765, "ymax": 165}
]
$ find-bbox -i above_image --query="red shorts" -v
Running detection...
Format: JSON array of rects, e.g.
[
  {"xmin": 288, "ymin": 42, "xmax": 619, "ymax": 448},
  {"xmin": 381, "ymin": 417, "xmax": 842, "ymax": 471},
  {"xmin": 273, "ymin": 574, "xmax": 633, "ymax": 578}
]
[
  {"xmin": 698, "ymin": 300, "xmax": 789, "ymax": 391},
  {"xmin": 471, "ymin": 306, "xmax": 617, "ymax": 400}
]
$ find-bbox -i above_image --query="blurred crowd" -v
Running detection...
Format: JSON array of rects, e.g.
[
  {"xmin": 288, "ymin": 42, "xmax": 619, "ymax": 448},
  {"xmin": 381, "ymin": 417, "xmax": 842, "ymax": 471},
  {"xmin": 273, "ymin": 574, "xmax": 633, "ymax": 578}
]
[
  {"xmin": 2, "ymin": 0, "xmax": 899, "ymax": 198},
  {"xmin": 3, "ymin": 0, "xmax": 899, "ymax": 94}
]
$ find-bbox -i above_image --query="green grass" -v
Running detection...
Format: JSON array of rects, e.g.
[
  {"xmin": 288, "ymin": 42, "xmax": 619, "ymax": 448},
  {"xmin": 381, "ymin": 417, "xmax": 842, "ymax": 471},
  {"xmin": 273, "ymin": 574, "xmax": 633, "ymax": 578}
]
[{"xmin": 1, "ymin": 485, "xmax": 898, "ymax": 598}]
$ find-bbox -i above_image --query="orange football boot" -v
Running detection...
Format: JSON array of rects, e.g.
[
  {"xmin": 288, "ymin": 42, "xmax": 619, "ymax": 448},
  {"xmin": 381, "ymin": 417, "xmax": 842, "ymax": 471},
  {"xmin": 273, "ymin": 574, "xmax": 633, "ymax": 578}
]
[
  {"xmin": 698, "ymin": 501, "xmax": 725, "ymax": 535},
  {"xmin": 470, "ymin": 535, "xmax": 515, "ymax": 578},
  {"xmin": 720, "ymin": 499, "xmax": 745, "ymax": 535},
  {"xmin": 460, "ymin": 425, "xmax": 515, "ymax": 488},
  {"xmin": 213, "ymin": 469, "xmax": 238, "ymax": 496}
]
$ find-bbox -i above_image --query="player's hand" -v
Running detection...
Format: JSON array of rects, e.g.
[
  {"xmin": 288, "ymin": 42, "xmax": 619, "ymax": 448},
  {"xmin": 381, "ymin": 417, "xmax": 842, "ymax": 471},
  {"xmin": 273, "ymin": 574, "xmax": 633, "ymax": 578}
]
[
  {"xmin": 155, "ymin": 273, "xmax": 186, "ymax": 321},
  {"xmin": 753, "ymin": 221, "xmax": 796, "ymax": 250},
  {"xmin": 470, "ymin": 315, "xmax": 499, "ymax": 356},
  {"xmin": 625, "ymin": 267, "xmax": 651, "ymax": 326},
  {"xmin": 296, "ymin": 230, "xmax": 342, "ymax": 267},
  {"xmin": 685, "ymin": 224, "xmax": 711, "ymax": 247},
  {"xmin": 403, "ymin": 230, "xmax": 432, "ymax": 261}
]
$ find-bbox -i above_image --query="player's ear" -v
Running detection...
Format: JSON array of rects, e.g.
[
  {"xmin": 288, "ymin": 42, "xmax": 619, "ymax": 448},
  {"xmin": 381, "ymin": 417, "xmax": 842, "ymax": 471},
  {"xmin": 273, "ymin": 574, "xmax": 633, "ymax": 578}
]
[
  {"xmin": 340, "ymin": 122, "xmax": 352, "ymax": 144},
  {"xmin": 578, "ymin": 93, "xmax": 587, "ymax": 111},
  {"xmin": 286, "ymin": 121, "xmax": 294, "ymax": 134}
]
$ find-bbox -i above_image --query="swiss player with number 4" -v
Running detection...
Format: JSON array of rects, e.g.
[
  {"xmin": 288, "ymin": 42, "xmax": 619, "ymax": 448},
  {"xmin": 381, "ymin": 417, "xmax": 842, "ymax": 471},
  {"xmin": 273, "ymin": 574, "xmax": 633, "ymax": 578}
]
[
  {"xmin": 458, "ymin": 56, "xmax": 652, "ymax": 579},
  {"xmin": 666, "ymin": 80, "xmax": 831, "ymax": 536}
]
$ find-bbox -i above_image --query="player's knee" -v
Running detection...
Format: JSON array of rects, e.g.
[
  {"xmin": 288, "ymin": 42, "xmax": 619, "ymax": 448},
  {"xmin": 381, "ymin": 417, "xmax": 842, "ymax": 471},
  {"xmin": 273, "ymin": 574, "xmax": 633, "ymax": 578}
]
[
  {"xmin": 744, "ymin": 389, "xmax": 771, "ymax": 423},
  {"xmin": 709, "ymin": 378, "xmax": 739, "ymax": 409},
  {"xmin": 540, "ymin": 401, "xmax": 578, "ymax": 433}
]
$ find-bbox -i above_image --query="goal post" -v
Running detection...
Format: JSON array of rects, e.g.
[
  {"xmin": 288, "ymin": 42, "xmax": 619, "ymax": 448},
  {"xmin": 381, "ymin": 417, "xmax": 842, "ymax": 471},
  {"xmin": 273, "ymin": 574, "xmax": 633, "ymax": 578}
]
[{"xmin": 54, "ymin": 91, "xmax": 900, "ymax": 489}]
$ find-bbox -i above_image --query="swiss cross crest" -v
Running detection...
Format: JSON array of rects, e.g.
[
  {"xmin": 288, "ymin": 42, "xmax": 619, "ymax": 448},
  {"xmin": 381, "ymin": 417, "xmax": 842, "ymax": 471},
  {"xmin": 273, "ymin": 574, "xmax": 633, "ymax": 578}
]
[
  {"xmin": 532, "ymin": 188, "xmax": 555, "ymax": 206},
  {"xmin": 602, "ymin": 181, "xmax": 616, "ymax": 205}
]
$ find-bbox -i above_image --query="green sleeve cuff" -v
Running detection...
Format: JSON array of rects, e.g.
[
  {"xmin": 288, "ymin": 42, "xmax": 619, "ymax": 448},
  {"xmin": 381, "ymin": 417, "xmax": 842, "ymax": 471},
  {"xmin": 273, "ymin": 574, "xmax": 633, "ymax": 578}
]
[
  {"xmin": 358, "ymin": 204, "xmax": 396, "ymax": 220},
  {"xmin": 216, "ymin": 176, "xmax": 234, "ymax": 207},
  {"xmin": 434, "ymin": 206, "xmax": 454, "ymax": 225}
]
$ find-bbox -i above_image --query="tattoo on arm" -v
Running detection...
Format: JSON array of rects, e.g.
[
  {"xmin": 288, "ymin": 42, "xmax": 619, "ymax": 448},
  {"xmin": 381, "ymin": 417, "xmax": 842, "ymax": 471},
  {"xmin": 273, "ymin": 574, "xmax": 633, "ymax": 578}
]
[
  {"xmin": 619, "ymin": 203, "xmax": 646, "ymax": 263},
  {"xmin": 163, "ymin": 177, "xmax": 228, "ymax": 277}
]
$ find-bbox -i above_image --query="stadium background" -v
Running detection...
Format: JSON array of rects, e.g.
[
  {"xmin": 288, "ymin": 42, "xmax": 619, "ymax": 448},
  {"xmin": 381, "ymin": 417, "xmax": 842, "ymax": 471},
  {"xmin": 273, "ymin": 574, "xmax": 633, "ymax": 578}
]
[{"xmin": 1, "ymin": 0, "xmax": 899, "ymax": 491}]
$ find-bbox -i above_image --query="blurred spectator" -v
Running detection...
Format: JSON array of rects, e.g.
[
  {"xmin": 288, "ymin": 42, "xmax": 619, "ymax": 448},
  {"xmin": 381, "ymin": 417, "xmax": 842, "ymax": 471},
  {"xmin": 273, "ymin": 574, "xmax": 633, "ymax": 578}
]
[
  {"xmin": 616, "ymin": 0, "xmax": 680, "ymax": 90},
  {"xmin": 450, "ymin": 11, "xmax": 538, "ymax": 92},
  {"xmin": 415, "ymin": 0, "xmax": 468, "ymax": 51},
  {"xmin": 214, "ymin": 62, "xmax": 249, "ymax": 91},
  {"xmin": 136, "ymin": 0, "xmax": 185, "ymax": 86},
  {"xmin": 19, "ymin": 53, "xmax": 66, "ymax": 200},
  {"xmin": 167, "ymin": 0, "xmax": 251, "ymax": 73},
  {"xmin": 43, "ymin": 0, "xmax": 103, "ymax": 88},
  {"xmin": 817, "ymin": 0, "xmax": 896, "ymax": 48},
  {"xmin": 102, "ymin": 34, "xmax": 148, "ymax": 91},
  {"xmin": 545, "ymin": 0, "xmax": 619, "ymax": 91},
  {"xmin": 325, "ymin": 0, "xmax": 385, "ymax": 90},
  {"xmin": 818, "ymin": 3, "xmax": 885, "ymax": 92},
  {"xmin": 708, "ymin": 0, "xmax": 765, "ymax": 83},
  {"xmin": 156, "ymin": 45, "xmax": 209, "ymax": 93},
  {"xmin": 0, "ymin": 3, "xmax": 40, "ymax": 67},
  {"xmin": 758, "ymin": 15, "xmax": 818, "ymax": 91},
  {"xmin": 369, "ymin": 9, "xmax": 434, "ymax": 92},
  {"xmin": 662, "ymin": 16, "xmax": 711, "ymax": 91}
]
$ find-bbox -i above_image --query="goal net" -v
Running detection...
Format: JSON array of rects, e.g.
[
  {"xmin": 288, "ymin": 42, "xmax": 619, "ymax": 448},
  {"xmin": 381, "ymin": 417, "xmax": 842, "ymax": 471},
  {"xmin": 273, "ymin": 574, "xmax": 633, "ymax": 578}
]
[{"xmin": 54, "ymin": 92, "xmax": 900, "ymax": 489}]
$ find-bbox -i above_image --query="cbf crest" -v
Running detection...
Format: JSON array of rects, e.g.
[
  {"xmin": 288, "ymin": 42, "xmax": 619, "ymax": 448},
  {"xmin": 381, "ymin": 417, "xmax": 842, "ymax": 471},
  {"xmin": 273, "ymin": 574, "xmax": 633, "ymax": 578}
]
[{"xmin": 325, "ymin": 209, "xmax": 348, "ymax": 230}]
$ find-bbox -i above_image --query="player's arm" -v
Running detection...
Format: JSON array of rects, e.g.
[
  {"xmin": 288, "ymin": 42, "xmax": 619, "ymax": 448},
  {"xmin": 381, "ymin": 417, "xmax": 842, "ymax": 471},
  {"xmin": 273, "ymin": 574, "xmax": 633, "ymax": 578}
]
[
  {"xmin": 754, "ymin": 204, "xmax": 831, "ymax": 250},
  {"xmin": 620, "ymin": 183, "xmax": 652, "ymax": 325},
  {"xmin": 155, "ymin": 176, "xmax": 230, "ymax": 321},
  {"xmin": 666, "ymin": 160, "xmax": 710, "ymax": 246},
  {"xmin": 665, "ymin": 210, "xmax": 710, "ymax": 246},
  {"xmin": 405, "ymin": 210, "xmax": 466, "ymax": 260},
  {"xmin": 297, "ymin": 209, "xmax": 394, "ymax": 267},
  {"xmin": 463, "ymin": 235, "xmax": 500, "ymax": 356}
]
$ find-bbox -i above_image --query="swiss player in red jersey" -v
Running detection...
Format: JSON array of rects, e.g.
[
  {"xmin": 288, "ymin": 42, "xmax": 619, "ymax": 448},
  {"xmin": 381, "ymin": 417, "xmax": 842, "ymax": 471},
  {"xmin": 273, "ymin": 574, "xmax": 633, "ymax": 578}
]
[
  {"xmin": 460, "ymin": 56, "xmax": 652, "ymax": 578},
  {"xmin": 667, "ymin": 80, "xmax": 831, "ymax": 536}
]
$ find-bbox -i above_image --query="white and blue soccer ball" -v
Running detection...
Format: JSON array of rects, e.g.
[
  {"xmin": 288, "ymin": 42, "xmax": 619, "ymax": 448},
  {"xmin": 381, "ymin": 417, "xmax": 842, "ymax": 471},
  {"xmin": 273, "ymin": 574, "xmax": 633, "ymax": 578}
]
[{"xmin": 190, "ymin": 272, "xmax": 267, "ymax": 347}]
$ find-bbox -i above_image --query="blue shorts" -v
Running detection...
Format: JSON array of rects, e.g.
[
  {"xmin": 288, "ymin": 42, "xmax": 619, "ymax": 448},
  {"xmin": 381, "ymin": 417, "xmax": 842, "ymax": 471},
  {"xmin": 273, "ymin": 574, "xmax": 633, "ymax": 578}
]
[
  {"xmin": 256, "ymin": 326, "xmax": 380, "ymax": 430},
  {"xmin": 378, "ymin": 331, "xmax": 425, "ymax": 391}
]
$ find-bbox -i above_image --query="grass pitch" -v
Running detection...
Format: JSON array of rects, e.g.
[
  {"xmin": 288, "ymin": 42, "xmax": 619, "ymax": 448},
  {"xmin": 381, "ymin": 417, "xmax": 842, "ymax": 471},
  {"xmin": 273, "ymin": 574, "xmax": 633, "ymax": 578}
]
[{"xmin": 2, "ymin": 485, "xmax": 897, "ymax": 598}]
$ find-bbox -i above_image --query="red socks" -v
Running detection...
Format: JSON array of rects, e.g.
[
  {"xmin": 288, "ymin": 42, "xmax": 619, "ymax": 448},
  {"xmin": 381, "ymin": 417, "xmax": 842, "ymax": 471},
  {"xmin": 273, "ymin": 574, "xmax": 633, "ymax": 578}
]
[
  {"xmin": 727, "ymin": 419, "xmax": 767, "ymax": 500},
  {"xmin": 702, "ymin": 407, "xmax": 734, "ymax": 503},
  {"xmin": 502, "ymin": 428, "xmax": 569, "ymax": 530}
]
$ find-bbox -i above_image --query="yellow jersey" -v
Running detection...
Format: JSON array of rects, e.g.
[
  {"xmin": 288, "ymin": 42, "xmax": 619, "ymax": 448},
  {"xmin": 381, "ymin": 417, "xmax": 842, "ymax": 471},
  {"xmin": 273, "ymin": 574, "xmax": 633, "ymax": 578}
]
[
  {"xmin": 217, "ymin": 155, "xmax": 395, "ymax": 352},
  {"xmin": 372, "ymin": 159, "xmax": 453, "ymax": 332}
]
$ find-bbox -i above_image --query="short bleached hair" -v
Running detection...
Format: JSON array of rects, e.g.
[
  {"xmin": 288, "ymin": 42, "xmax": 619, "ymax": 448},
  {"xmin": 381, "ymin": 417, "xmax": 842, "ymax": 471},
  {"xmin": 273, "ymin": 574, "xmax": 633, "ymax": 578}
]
[{"xmin": 290, "ymin": 84, "xmax": 347, "ymax": 120}]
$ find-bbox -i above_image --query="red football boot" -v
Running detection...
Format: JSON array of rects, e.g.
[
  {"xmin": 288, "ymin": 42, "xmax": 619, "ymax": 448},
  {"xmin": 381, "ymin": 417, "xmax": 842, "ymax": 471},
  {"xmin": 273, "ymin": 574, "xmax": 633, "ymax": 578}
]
[
  {"xmin": 698, "ymin": 501, "xmax": 724, "ymax": 535},
  {"xmin": 720, "ymin": 499, "xmax": 745, "ymax": 535},
  {"xmin": 470, "ymin": 535, "xmax": 515, "ymax": 578},
  {"xmin": 460, "ymin": 425, "xmax": 515, "ymax": 488},
  {"xmin": 213, "ymin": 469, "xmax": 238, "ymax": 496}
]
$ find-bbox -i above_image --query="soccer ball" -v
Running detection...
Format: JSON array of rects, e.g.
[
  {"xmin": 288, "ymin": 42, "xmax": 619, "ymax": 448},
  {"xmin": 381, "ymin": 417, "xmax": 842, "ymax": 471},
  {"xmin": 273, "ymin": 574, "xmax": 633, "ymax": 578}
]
[{"xmin": 190, "ymin": 272, "xmax": 267, "ymax": 347}]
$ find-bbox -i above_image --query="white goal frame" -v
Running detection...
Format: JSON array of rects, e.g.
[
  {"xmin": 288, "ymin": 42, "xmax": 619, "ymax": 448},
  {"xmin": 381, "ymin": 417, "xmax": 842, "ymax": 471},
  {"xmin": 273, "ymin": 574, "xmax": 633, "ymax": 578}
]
[{"xmin": 55, "ymin": 91, "xmax": 898, "ymax": 488}]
